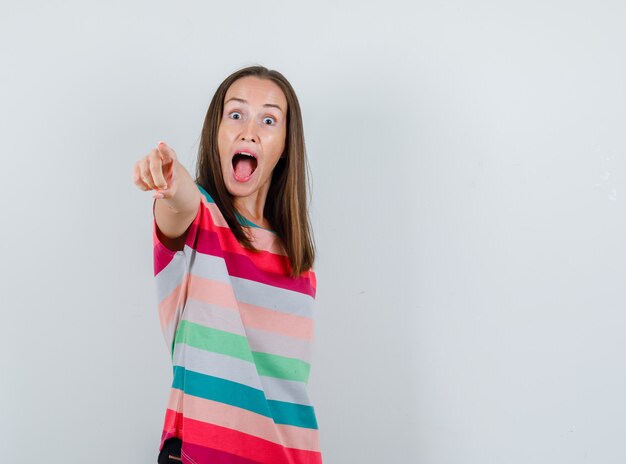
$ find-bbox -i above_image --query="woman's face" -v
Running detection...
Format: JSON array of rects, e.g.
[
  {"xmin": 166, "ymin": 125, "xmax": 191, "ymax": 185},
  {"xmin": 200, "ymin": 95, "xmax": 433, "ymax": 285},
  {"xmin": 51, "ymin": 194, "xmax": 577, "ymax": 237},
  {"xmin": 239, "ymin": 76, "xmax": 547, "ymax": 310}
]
[{"xmin": 217, "ymin": 76, "xmax": 288, "ymax": 203}]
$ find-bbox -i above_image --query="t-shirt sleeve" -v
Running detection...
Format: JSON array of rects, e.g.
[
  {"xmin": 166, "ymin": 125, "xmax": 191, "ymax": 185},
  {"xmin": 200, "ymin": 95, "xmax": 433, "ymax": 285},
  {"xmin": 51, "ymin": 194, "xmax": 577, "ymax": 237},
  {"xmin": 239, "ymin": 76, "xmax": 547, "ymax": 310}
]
[{"xmin": 152, "ymin": 192, "xmax": 205, "ymax": 358}]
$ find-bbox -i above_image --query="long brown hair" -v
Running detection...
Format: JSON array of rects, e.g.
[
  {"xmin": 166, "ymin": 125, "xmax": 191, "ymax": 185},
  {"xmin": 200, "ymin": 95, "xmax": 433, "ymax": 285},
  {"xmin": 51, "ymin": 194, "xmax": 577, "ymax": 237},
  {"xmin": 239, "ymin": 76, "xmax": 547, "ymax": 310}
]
[{"xmin": 195, "ymin": 65, "xmax": 315, "ymax": 278}]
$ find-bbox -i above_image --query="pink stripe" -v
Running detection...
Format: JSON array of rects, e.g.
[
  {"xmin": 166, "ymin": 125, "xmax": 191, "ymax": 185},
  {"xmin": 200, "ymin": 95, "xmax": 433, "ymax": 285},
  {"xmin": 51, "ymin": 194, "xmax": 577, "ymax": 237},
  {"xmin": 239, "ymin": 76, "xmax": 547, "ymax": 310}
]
[
  {"xmin": 238, "ymin": 302, "xmax": 314, "ymax": 341},
  {"xmin": 194, "ymin": 201, "xmax": 317, "ymax": 289},
  {"xmin": 157, "ymin": 275, "xmax": 189, "ymax": 330},
  {"xmin": 185, "ymin": 275, "xmax": 313, "ymax": 339},
  {"xmin": 187, "ymin": 223, "xmax": 315, "ymax": 296},
  {"xmin": 204, "ymin": 201, "xmax": 287, "ymax": 256},
  {"xmin": 174, "ymin": 412, "xmax": 322, "ymax": 464},
  {"xmin": 187, "ymin": 275, "xmax": 240, "ymax": 310},
  {"xmin": 166, "ymin": 389, "xmax": 320, "ymax": 451},
  {"xmin": 158, "ymin": 272, "xmax": 315, "ymax": 336}
]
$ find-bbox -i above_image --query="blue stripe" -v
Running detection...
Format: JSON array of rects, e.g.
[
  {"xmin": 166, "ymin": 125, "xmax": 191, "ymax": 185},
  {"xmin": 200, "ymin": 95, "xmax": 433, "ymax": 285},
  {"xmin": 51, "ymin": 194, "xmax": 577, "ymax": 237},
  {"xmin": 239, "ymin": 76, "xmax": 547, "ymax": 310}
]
[
  {"xmin": 267, "ymin": 398, "xmax": 319, "ymax": 429},
  {"xmin": 172, "ymin": 365, "xmax": 319, "ymax": 429},
  {"xmin": 196, "ymin": 183, "xmax": 215, "ymax": 203}
]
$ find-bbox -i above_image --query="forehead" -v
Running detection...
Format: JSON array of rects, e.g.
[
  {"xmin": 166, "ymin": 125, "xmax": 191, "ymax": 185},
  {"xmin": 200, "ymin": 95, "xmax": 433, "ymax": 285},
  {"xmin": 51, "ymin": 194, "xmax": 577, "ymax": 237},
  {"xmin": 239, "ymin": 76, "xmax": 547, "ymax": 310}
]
[{"xmin": 224, "ymin": 76, "xmax": 287, "ymax": 112}]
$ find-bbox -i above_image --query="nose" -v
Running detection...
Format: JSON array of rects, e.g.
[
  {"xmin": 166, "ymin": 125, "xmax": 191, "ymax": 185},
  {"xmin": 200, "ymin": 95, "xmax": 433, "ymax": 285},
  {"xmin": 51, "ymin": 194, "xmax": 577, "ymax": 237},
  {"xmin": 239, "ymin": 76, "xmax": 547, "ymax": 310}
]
[{"xmin": 240, "ymin": 118, "xmax": 257, "ymax": 143}]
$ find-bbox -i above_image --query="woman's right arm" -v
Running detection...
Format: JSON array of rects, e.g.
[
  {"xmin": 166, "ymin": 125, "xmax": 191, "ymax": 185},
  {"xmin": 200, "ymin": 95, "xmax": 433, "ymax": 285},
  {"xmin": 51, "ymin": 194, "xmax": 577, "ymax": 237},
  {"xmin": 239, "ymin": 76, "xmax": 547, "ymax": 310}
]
[{"xmin": 133, "ymin": 141, "xmax": 201, "ymax": 251}]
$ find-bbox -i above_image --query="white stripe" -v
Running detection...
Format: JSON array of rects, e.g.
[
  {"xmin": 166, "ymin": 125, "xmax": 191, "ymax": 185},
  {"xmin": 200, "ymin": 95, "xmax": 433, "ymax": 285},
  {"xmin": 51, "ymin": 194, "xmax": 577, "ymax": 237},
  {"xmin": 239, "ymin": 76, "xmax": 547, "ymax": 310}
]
[
  {"xmin": 172, "ymin": 344, "xmax": 313, "ymax": 406},
  {"xmin": 230, "ymin": 276, "xmax": 314, "ymax": 318},
  {"xmin": 172, "ymin": 343, "xmax": 263, "ymax": 390},
  {"xmin": 182, "ymin": 299, "xmax": 247, "ymax": 337},
  {"xmin": 155, "ymin": 252, "xmax": 187, "ymax": 303},
  {"xmin": 246, "ymin": 326, "xmax": 313, "ymax": 363}
]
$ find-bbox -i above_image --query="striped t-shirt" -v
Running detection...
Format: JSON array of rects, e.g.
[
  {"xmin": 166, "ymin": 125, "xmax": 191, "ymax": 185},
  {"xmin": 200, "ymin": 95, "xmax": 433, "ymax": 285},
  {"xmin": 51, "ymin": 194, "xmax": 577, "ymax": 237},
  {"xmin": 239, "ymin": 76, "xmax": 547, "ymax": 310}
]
[{"xmin": 152, "ymin": 183, "xmax": 322, "ymax": 464}]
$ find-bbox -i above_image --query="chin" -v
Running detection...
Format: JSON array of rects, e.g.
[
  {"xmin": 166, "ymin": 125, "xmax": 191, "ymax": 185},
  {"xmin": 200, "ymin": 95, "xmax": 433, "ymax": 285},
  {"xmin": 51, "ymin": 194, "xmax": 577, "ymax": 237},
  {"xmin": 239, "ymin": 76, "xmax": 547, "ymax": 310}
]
[{"xmin": 225, "ymin": 180, "xmax": 258, "ymax": 198}]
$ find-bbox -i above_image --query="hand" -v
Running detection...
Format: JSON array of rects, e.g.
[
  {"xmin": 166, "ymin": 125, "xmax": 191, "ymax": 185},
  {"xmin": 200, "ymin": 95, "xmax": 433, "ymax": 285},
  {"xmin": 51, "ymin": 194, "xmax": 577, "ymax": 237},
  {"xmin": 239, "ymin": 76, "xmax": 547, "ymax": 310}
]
[{"xmin": 132, "ymin": 141, "xmax": 179, "ymax": 199}]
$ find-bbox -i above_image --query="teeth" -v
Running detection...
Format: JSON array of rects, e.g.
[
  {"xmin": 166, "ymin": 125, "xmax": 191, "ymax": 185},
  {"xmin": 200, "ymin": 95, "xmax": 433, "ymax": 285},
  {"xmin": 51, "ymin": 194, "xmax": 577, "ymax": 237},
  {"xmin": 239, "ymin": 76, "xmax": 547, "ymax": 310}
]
[{"xmin": 236, "ymin": 152, "xmax": 255, "ymax": 158}]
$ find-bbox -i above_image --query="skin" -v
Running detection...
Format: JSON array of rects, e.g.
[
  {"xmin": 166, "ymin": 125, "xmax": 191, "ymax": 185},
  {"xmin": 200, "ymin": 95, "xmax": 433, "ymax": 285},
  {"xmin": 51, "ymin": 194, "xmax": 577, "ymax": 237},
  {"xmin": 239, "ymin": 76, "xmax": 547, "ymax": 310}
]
[
  {"xmin": 132, "ymin": 76, "xmax": 288, "ymax": 248},
  {"xmin": 217, "ymin": 76, "xmax": 288, "ymax": 230}
]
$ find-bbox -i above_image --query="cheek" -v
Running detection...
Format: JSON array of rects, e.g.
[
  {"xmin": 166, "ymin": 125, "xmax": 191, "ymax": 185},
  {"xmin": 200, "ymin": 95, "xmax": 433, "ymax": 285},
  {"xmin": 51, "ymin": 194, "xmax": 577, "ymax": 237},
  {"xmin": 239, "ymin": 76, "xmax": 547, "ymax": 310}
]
[
  {"xmin": 216, "ymin": 128, "xmax": 229, "ymax": 164},
  {"xmin": 274, "ymin": 131, "xmax": 287, "ymax": 156},
  {"xmin": 217, "ymin": 125, "xmax": 226, "ymax": 143},
  {"xmin": 268, "ymin": 128, "xmax": 286, "ymax": 146}
]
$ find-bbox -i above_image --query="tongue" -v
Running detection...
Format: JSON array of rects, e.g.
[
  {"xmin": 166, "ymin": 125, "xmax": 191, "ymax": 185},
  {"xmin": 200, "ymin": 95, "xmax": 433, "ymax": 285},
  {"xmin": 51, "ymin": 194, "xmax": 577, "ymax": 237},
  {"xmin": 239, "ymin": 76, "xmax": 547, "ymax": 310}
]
[{"xmin": 234, "ymin": 157, "xmax": 254, "ymax": 178}]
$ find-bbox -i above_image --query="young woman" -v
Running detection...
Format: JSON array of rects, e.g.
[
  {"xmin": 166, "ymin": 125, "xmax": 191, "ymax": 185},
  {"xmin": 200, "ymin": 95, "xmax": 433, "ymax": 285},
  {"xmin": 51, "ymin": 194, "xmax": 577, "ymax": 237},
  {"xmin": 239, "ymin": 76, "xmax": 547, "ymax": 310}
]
[{"xmin": 132, "ymin": 66, "xmax": 321, "ymax": 464}]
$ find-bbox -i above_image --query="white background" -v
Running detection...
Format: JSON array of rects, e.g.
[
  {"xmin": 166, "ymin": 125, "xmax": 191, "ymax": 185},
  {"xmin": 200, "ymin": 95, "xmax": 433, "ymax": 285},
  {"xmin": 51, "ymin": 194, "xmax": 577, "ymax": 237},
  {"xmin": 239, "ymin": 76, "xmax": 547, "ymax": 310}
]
[{"xmin": 2, "ymin": 1, "xmax": 625, "ymax": 463}]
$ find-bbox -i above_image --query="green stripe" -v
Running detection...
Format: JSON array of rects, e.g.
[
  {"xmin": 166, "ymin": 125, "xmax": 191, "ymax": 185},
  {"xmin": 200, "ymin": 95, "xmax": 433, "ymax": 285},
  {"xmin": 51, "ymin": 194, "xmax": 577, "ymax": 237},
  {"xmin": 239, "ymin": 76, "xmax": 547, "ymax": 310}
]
[
  {"xmin": 252, "ymin": 351, "xmax": 311, "ymax": 382},
  {"xmin": 175, "ymin": 321, "xmax": 310, "ymax": 382},
  {"xmin": 174, "ymin": 320, "xmax": 254, "ymax": 362}
]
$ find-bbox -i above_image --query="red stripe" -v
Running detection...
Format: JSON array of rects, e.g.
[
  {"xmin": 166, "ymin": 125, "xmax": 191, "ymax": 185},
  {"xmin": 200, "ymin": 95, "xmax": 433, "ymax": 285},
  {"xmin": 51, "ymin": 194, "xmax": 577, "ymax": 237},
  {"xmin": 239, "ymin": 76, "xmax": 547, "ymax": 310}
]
[
  {"xmin": 155, "ymin": 195, "xmax": 317, "ymax": 292},
  {"xmin": 194, "ymin": 199, "xmax": 316, "ymax": 284},
  {"xmin": 188, "ymin": 224, "xmax": 316, "ymax": 297},
  {"xmin": 161, "ymin": 429, "xmax": 260, "ymax": 464},
  {"xmin": 224, "ymin": 250, "xmax": 316, "ymax": 298},
  {"xmin": 192, "ymin": 221, "xmax": 289, "ymax": 274},
  {"xmin": 216, "ymin": 230, "xmax": 317, "ymax": 288},
  {"xmin": 163, "ymin": 411, "xmax": 322, "ymax": 464},
  {"xmin": 182, "ymin": 440, "xmax": 261, "ymax": 464},
  {"xmin": 153, "ymin": 220, "xmax": 177, "ymax": 276}
]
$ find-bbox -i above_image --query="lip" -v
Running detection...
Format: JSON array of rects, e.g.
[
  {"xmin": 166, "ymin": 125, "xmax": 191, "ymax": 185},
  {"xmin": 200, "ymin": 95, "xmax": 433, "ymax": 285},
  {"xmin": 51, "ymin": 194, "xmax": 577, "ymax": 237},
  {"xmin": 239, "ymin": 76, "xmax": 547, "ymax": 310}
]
[{"xmin": 231, "ymin": 148, "xmax": 258, "ymax": 159}]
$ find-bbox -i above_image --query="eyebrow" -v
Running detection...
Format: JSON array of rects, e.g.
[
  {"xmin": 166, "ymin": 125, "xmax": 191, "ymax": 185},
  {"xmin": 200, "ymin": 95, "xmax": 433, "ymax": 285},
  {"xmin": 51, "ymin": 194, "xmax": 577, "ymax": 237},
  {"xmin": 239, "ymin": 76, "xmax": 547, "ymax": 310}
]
[{"xmin": 224, "ymin": 97, "xmax": 285, "ymax": 114}]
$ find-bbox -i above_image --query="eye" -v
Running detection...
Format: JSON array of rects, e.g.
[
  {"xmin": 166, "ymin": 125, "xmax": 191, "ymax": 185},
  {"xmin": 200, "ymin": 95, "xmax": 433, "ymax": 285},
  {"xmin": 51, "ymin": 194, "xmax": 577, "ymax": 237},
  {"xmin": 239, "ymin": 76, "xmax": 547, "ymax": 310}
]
[
  {"xmin": 229, "ymin": 111, "xmax": 242, "ymax": 120},
  {"xmin": 263, "ymin": 116, "xmax": 276, "ymax": 125}
]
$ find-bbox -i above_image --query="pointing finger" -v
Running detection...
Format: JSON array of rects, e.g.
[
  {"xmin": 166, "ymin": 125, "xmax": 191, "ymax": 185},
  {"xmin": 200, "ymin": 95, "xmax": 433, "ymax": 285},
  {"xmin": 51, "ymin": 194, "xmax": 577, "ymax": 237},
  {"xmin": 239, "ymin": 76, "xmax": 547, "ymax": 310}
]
[
  {"xmin": 156, "ymin": 141, "xmax": 177, "ymax": 163},
  {"xmin": 149, "ymin": 154, "xmax": 168, "ymax": 190}
]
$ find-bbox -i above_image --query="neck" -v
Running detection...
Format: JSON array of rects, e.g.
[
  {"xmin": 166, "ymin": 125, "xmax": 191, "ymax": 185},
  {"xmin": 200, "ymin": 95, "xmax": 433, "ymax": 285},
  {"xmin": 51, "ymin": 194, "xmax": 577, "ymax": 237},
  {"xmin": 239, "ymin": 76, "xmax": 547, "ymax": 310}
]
[{"xmin": 233, "ymin": 182, "xmax": 270, "ymax": 227}]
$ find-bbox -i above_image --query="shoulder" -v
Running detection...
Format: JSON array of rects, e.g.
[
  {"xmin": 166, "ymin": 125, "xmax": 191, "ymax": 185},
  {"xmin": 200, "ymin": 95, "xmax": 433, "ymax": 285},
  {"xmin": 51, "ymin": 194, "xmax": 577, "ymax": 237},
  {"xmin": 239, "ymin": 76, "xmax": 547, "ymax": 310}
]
[{"xmin": 195, "ymin": 182, "xmax": 230, "ymax": 231}]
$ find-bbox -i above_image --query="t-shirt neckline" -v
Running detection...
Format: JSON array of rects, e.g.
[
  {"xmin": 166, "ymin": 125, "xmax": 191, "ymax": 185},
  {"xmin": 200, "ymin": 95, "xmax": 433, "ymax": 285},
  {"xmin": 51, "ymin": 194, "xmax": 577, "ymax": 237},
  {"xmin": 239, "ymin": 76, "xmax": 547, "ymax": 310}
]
[{"xmin": 196, "ymin": 183, "xmax": 276, "ymax": 234}]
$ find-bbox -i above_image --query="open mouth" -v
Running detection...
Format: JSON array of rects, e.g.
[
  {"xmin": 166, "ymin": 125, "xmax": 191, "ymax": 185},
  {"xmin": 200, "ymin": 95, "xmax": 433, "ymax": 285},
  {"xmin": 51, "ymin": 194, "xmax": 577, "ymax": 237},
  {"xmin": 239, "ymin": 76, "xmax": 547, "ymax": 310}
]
[{"xmin": 232, "ymin": 152, "xmax": 258, "ymax": 181}]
